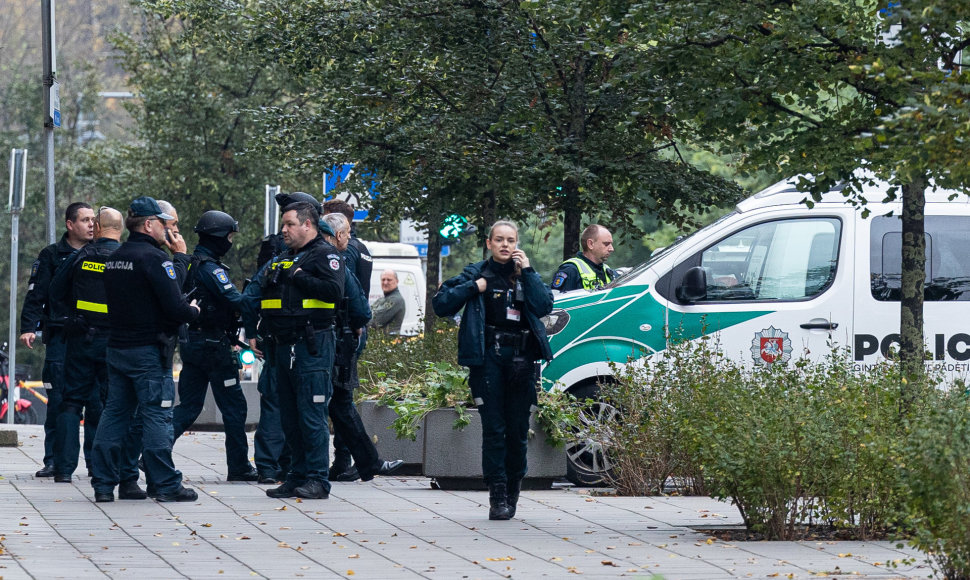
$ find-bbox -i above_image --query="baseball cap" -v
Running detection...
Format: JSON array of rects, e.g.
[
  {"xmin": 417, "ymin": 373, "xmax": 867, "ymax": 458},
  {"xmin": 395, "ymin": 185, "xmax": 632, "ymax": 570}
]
[{"xmin": 129, "ymin": 196, "xmax": 175, "ymax": 221}]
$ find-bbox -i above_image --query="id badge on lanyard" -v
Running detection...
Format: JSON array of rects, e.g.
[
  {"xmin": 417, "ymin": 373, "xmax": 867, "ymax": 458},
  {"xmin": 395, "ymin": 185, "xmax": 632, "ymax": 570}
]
[{"xmin": 506, "ymin": 284, "xmax": 522, "ymax": 322}]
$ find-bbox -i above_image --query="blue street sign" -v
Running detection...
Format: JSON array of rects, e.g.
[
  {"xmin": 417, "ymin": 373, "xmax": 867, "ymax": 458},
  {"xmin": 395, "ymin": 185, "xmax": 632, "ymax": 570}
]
[{"xmin": 411, "ymin": 244, "xmax": 449, "ymax": 258}]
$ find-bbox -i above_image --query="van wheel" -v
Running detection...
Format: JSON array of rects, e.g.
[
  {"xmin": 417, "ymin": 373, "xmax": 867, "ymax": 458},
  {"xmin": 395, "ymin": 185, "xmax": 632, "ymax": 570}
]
[{"xmin": 565, "ymin": 383, "xmax": 618, "ymax": 487}]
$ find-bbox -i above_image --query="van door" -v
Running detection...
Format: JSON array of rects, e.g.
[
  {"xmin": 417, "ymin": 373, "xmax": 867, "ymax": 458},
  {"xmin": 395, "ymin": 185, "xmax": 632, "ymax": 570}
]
[
  {"xmin": 854, "ymin": 210, "xmax": 970, "ymax": 377},
  {"xmin": 660, "ymin": 209, "xmax": 855, "ymax": 366}
]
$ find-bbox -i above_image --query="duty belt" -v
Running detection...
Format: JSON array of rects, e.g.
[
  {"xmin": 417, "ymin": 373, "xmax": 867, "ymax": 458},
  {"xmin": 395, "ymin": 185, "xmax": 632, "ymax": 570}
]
[{"xmin": 484, "ymin": 325, "xmax": 531, "ymax": 349}]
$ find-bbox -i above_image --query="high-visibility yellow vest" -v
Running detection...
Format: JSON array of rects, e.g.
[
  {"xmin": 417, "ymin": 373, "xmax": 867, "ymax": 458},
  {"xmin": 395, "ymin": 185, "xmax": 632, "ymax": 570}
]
[{"xmin": 563, "ymin": 257, "xmax": 613, "ymax": 291}]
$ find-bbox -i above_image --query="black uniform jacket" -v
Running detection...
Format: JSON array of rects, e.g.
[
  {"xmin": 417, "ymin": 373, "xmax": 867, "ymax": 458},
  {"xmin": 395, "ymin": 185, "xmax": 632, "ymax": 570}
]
[{"xmin": 104, "ymin": 231, "xmax": 199, "ymax": 348}]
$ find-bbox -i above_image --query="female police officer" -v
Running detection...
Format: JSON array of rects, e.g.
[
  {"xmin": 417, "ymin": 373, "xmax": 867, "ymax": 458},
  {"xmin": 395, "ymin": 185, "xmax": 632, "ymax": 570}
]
[{"xmin": 432, "ymin": 220, "xmax": 554, "ymax": 520}]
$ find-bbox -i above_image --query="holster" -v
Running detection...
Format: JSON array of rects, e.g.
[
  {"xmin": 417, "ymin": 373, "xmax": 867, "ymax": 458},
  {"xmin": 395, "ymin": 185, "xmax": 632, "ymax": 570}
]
[
  {"xmin": 156, "ymin": 332, "xmax": 177, "ymax": 369},
  {"xmin": 304, "ymin": 323, "xmax": 319, "ymax": 357}
]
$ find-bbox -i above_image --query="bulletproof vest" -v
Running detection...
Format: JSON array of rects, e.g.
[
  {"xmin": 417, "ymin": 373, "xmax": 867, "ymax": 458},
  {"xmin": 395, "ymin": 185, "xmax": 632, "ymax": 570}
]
[
  {"xmin": 260, "ymin": 246, "xmax": 336, "ymax": 332},
  {"xmin": 563, "ymin": 257, "xmax": 613, "ymax": 290},
  {"xmin": 71, "ymin": 244, "xmax": 115, "ymax": 328},
  {"xmin": 186, "ymin": 254, "xmax": 238, "ymax": 333}
]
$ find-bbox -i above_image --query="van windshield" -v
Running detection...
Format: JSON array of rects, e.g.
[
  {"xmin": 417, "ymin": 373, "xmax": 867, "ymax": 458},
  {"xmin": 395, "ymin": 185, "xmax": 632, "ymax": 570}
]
[{"xmin": 608, "ymin": 210, "xmax": 739, "ymax": 287}]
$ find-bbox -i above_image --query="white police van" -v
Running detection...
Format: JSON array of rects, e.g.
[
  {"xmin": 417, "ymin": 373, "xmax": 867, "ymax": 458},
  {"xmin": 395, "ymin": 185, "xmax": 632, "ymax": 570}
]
[
  {"xmin": 362, "ymin": 241, "xmax": 426, "ymax": 336},
  {"xmin": 542, "ymin": 176, "xmax": 970, "ymax": 484}
]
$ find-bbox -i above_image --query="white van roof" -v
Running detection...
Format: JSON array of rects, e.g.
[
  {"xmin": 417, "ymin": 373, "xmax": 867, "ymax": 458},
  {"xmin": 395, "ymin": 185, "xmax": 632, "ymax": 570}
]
[
  {"xmin": 361, "ymin": 241, "xmax": 420, "ymax": 259},
  {"xmin": 736, "ymin": 173, "xmax": 970, "ymax": 214}
]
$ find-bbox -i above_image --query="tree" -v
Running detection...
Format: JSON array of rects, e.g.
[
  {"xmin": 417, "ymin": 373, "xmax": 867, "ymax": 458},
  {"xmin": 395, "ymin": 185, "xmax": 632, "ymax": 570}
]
[
  {"xmin": 633, "ymin": 0, "xmax": 970, "ymax": 386},
  {"xmin": 85, "ymin": 0, "xmax": 303, "ymax": 275}
]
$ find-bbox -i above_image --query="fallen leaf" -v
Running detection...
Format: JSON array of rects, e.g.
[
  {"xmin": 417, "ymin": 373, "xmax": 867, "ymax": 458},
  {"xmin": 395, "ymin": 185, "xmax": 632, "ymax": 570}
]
[
  {"xmin": 485, "ymin": 557, "xmax": 515, "ymax": 561},
  {"xmin": 278, "ymin": 543, "xmax": 290, "ymax": 548},
  {"xmin": 236, "ymin": 536, "xmax": 251, "ymax": 540},
  {"xmin": 202, "ymin": 523, "xmax": 213, "ymax": 528},
  {"xmin": 334, "ymin": 532, "xmax": 347, "ymax": 537},
  {"xmin": 601, "ymin": 560, "xmax": 618, "ymax": 567},
  {"xmin": 348, "ymin": 554, "xmax": 359, "ymax": 559}
]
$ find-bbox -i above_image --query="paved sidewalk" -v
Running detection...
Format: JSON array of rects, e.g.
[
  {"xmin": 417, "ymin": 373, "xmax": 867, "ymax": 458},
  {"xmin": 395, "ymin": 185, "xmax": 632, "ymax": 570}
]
[{"xmin": 0, "ymin": 425, "xmax": 930, "ymax": 579}]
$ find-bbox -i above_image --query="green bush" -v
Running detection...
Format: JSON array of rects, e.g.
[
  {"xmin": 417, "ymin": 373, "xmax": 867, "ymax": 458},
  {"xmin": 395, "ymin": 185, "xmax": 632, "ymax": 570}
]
[
  {"xmin": 899, "ymin": 387, "xmax": 970, "ymax": 579},
  {"xmin": 596, "ymin": 336, "xmax": 939, "ymax": 541},
  {"xmin": 358, "ymin": 321, "xmax": 459, "ymax": 388}
]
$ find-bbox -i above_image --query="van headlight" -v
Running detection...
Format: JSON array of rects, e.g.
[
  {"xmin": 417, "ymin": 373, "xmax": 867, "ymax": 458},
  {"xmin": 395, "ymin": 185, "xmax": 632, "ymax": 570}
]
[{"xmin": 542, "ymin": 309, "xmax": 569, "ymax": 336}]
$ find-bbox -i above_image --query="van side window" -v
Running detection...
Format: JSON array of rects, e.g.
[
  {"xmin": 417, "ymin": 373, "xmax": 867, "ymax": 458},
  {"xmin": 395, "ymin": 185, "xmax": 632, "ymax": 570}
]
[
  {"xmin": 870, "ymin": 216, "xmax": 970, "ymax": 301},
  {"xmin": 665, "ymin": 218, "xmax": 841, "ymax": 303}
]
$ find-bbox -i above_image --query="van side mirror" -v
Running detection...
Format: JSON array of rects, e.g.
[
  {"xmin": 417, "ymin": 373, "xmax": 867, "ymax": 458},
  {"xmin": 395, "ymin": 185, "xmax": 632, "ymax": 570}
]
[{"xmin": 677, "ymin": 266, "xmax": 707, "ymax": 302}]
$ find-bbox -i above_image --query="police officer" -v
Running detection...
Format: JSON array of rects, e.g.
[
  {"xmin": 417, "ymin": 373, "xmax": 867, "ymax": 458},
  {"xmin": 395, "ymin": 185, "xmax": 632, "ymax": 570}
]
[
  {"xmin": 550, "ymin": 224, "xmax": 616, "ymax": 292},
  {"xmin": 171, "ymin": 211, "xmax": 259, "ymax": 481},
  {"xmin": 322, "ymin": 200, "xmax": 374, "ymax": 480},
  {"xmin": 48, "ymin": 207, "xmax": 123, "ymax": 484},
  {"xmin": 432, "ymin": 220, "xmax": 554, "ymax": 520},
  {"xmin": 321, "ymin": 213, "xmax": 403, "ymax": 482},
  {"xmin": 20, "ymin": 202, "xmax": 95, "ymax": 477},
  {"xmin": 250, "ymin": 191, "xmax": 320, "ymax": 483},
  {"xmin": 90, "ymin": 197, "xmax": 201, "ymax": 503},
  {"xmin": 245, "ymin": 201, "xmax": 344, "ymax": 500}
]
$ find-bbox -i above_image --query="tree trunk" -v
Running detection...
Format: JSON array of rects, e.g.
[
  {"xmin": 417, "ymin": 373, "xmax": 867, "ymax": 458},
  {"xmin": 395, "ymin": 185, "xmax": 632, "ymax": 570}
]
[
  {"xmin": 899, "ymin": 176, "xmax": 927, "ymax": 402},
  {"xmin": 424, "ymin": 206, "xmax": 445, "ymax": 335},
  {"xmin": 561, "ymin": 179, "xmax": 581, "ymax": 259}
]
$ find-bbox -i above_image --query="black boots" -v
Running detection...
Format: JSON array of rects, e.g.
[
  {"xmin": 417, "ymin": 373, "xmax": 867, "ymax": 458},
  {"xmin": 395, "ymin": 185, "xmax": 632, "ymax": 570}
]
[
  {"xmin": 507, "ymin": 479, "xmax": 522, "ymax": 519},
  {"xmin": 488, "ymin": 483, "xmax": 511, "ymax": 520}
]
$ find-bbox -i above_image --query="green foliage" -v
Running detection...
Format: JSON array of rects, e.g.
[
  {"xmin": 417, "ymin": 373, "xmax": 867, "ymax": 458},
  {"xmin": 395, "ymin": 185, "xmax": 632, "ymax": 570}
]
[
  {"xmin": 597, "ymin": 336, "xmax": 944, "ymax": 541},
  {"xmin": 358, "ymin": 323, "xmax": 460, "ymax": 387},
  {"xmin": 899, "ymin": 389, "xmax": 970, "ymax": 578},
  {"xmin": 358, "ymin": 322, "xmax": 579, "ymax": 445}
]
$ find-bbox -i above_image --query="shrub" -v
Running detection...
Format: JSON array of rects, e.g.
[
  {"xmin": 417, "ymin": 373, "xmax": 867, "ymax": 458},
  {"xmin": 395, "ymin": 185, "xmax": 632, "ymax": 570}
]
[
  {"xmin": 899, "ymin": 387, "xmax": 970, "ymax": 579},
  {"xmin": 595, "ymin": 335, "xmax": 939, "ymax": 541},
  {"xmin": 358, "ymin": 321, "xmax": 459, "ymax": 388}
]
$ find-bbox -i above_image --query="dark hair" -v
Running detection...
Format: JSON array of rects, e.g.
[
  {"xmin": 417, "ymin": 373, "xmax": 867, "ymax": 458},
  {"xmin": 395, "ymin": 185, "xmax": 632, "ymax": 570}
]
[
  {"xmin": 65, "ymin": 202, "xmax": 93, "ymax": 223},
  {"xmin": 125, "ymin": 213, "xmax": 151, "ymax": 232},
  {"xmin": 323, "ymin": 199, "xmax": 354, "ymax": 222},
  {"xmin": 282, "ymin": 201, "xmax": 320, "ymax": 228}
]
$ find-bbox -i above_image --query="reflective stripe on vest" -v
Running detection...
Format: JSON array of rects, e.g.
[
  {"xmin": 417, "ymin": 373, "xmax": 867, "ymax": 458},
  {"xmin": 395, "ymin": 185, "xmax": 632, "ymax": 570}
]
[
  {"xmin": 261, "ymin": 299, "xmax": 334, "ymax": 310},
  {"xmin": 564, "ymin": 257, "xmax": 613, "ymax": 291},
  {"xmin": 76, "ymin": 300, "xmax": 108, "ymax": 313}
]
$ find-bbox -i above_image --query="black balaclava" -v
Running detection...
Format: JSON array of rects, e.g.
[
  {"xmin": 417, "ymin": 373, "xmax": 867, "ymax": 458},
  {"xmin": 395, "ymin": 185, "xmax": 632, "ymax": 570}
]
[{"xmin": 199, "ymin": 233, "xmax": 233, "ymax": 258}]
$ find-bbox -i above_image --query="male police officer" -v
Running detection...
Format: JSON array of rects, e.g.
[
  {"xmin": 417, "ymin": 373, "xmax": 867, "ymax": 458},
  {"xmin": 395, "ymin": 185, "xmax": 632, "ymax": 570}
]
[
  {"xmin": 550, "ymin": 224, "xmax": 616, "ymax": 292},
  {"xmin": 321, "ymin": 213, "xmax": 403, "ymax": 482},
  {"xmin": 250, "ymin": 191, "xmax": 320, "ymax": 483},
  {"xmin": 20, "ymin": 202, "xmax": 95, "ymax": 477},
  {"xmin": 49, "ymin": 207, "xmax": 123, "ymax": 484},
  {"xmin": 171, "ymin": 211, "xmax": 259, "ymax": 481},
  {"xmin": 90, "ymin": 197, "xmax": 201, "ymax": 503},
  {"xmin": 247, "ymin": 201, "xmax": 344, "ymax": 500}
]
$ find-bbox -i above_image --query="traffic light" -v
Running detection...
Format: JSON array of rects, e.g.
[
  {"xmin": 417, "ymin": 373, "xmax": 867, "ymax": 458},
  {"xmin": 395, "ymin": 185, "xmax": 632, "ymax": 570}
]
[
  {"xmin": 239, "ymin": 349, "xmax": 256, "ymax": 366},
  {"xmin": 439, "ymin": 214, "xmax": 469, "ymax": 240}
]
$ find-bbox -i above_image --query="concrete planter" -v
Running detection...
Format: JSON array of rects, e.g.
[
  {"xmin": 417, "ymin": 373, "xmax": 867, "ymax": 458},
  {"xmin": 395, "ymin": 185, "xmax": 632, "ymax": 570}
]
[
  {"xmin": 356, "ymin": 400, "xmax": 424, "ymax": 475},
  {"xmin": 422, "ymin": 407, "xmax": 566, "ymax": 490},
  {"xmin": 181, "ymin": 380, "xmax": 260, "ymax": 431}
]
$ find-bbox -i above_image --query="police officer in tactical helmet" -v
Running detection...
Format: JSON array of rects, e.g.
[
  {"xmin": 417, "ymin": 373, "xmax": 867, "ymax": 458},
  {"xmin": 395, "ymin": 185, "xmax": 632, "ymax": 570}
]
[{"xmin": 171, "ymin": 211, "xmax": 260, "ymax": 481}]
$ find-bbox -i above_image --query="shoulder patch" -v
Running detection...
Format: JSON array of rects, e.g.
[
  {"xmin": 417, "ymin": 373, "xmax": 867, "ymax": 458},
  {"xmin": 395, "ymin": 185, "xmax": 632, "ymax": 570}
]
[
  {"xmin": 551, "ymin": 272, "xmax": 567, "ymax": 289},
  {"xmin": 162, "ymin": 260, "xmax": 177, "ymax": 280},
  {"xmin": 360, "ymin": 254, "xmax": 373, "ymax": 262},
  {"xmin": 329, "ymin": 258, "xmax": 341, "ymax": 271},
  {"xmin": 30, "ymin": 260, "xmax": 39, "ymax": 278},
  {"xmin": 213, "ymin": 268, "xmax": 230, "ymax": 284}
]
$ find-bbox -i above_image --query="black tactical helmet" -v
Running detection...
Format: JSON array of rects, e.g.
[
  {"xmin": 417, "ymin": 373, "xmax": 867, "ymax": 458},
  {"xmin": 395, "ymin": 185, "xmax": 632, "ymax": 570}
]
[
  {"xmin": 194, "ymin": 210, "xmax": 239, "ymax": 238},
  {"xmin": 275, "ymin": 191, "xmax": 322, "ymax": 214}
]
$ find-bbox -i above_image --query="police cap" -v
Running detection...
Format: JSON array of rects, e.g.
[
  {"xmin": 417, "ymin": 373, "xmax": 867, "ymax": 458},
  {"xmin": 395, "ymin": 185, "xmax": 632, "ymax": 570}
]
[
  {"xmin": 275, "ymin": 191, "xmax": 322, "ymax": 215},
  {"xmin": 129, "ymin": 196, "xmax": 174, "ymax": 220},
  {"xmin": 194, "ymin": 210, "xmax": 239, "ymax": 238}
]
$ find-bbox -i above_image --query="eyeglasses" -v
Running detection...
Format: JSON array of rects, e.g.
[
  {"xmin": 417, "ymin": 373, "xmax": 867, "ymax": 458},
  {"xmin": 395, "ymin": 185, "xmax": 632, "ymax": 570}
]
[{"xmin": 95, "ymin": 206, "xmax": 111, "ymax": 223}]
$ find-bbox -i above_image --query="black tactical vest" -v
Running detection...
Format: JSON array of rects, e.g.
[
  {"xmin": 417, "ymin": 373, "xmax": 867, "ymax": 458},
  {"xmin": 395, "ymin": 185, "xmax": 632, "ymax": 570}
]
[{"xmin": 71, "ymin": 244, "xmax": 115, "ymax": 328}]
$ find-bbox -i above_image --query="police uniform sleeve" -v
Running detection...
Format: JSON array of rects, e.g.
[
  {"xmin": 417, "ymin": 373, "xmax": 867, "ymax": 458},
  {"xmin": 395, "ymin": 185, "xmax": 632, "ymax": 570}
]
[
  {"xmin": 291, "ymin": 247, "xmax": 344, "ymax": 304},
  {"xmin": 345, "ymin": 269, "xmax": 371, "ymax": 329},
  {"xmin": 240, "ymin": 262, "xmax": 269, "ymax": 338},
  {"xmin": 172, "ymin": 252, "xmax": 191, "ymax": 288},
  {"xmin": 550, "ymin": 262, "xmax": 582, "ymax": 292},
  {"xmin": 198, "ymin": 261, "xmax": 247, "ymax": 310},
  {"xmin": 48, "ymin": 246, "xmax": 87, "ymax": 318},
  {"xmin": 148, "ymin": 254, "xmax": 199, "ymax": 324},
  {"xmin": 19, "ymin": 244, "xmax": 57, "ymax": 334},
  {"xmin": 352, "ymin": 239, "xmax": 374, "ymax": 297},
  {"xmin": 432, "ymin": 263, "xmax": 480, "ymax": 318},
  {"xmin": 522, "ymin": 267, "xmax": 555, "ymax": 318}
]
